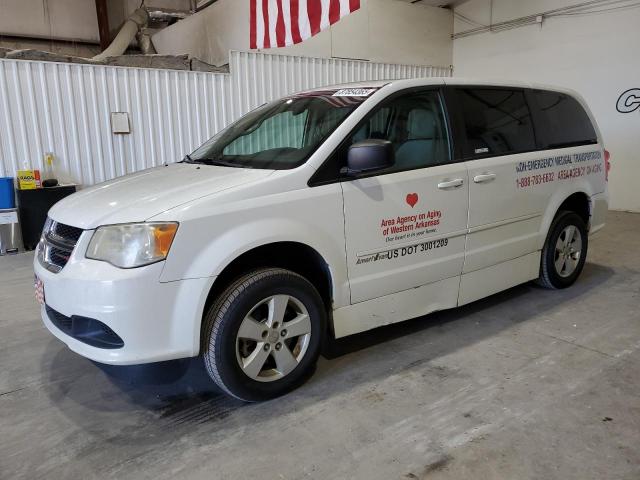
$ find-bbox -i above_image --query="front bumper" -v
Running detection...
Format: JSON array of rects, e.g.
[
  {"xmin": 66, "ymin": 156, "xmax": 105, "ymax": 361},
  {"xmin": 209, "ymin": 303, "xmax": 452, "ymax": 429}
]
[{"xmin": 34, "ymin": 235, "xmax": 213, "ymax": 365}]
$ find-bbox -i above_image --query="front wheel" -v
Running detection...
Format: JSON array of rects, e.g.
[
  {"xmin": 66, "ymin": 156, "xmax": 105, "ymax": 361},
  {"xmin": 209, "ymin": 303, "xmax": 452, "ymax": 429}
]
[
  {"xmin": 537, "ymin": 211, "xmax": 588, "ymax": 289},
  {"xmin": 202, "ymin": 268, "xmax": 326, "ymax": 402}
]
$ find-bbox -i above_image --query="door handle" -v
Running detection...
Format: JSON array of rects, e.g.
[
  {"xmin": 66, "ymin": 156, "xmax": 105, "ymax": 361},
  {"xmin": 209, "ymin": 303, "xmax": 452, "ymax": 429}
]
[
  {"xmin": 437, "ymin": 178, "xmax": 464, "ymax": 190},
  {"xmin": 473, "ymin": 173, "xmax": 497, "ymax": 183}
]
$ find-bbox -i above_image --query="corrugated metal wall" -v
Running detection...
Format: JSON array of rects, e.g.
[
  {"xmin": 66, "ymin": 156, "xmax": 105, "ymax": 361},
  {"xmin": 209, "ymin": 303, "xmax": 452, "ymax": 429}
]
[{"xmin": 0, "ymin": 50, "xmax": 451, "ymax": 186}]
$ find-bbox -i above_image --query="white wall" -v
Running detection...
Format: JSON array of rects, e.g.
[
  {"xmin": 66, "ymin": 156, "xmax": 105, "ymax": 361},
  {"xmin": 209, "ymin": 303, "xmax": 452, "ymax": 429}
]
[
  {"xmin": 0, "ymin": 0, "xmax": 100, "ymax": 42},
  {"xmin": 453, "ymin": 0, "xmax": 640, "ymax": 212},
  {"xmin": 0, "ymin": 52, "xmax": 450, "ymax": 187},
  {"xmin": 0, "ymin": 0, "xmax": 191, "ymax": 45},
  {"xmin": 152, "ymin": 0, "xmax": 453, "ymax": 67}
]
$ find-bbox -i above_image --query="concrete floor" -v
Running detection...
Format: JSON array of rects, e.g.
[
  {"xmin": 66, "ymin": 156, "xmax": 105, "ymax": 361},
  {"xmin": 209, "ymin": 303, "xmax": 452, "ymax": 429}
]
[{"xmin": 1, "ymin": 211, "xmax": 639, "ymax": 480}]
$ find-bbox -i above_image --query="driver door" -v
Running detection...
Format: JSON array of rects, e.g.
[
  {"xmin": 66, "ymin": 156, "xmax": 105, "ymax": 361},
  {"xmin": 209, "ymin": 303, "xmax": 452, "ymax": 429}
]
[{"xmin": 340, "ymin": 89, "xmax": 469, "ymax": 304}]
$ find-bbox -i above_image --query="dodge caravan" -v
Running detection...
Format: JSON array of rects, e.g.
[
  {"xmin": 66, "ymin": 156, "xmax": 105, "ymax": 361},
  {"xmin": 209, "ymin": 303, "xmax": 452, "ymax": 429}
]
[{"xmin": 35, "ymin": 78, "xmax": 609, "ymax": 401}]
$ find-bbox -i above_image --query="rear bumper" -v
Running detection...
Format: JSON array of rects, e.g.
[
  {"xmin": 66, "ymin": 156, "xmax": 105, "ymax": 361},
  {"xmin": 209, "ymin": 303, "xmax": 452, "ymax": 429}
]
[{"xmin": 35, "ymin": 244, "xmax": 214, "ymax": 365}]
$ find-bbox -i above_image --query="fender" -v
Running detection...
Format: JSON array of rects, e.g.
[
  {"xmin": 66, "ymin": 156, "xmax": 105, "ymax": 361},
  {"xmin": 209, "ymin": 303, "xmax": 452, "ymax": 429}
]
[
  {"xmin": 160, "ymin": 215, "xmax": 349, "ymax": 358},
  {"xmin": 537, "ymin": 186, "xmax": 593, "ymax": 250},
  {"xmin": 160, "ymin": 216, "xmax": 350, "ymax": 307}
]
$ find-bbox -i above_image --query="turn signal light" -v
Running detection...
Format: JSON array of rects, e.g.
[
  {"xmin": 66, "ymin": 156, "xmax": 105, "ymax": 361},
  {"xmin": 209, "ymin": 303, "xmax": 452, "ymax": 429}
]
[
  {"xmin": 152, "ymin": 223, "xmax": 179, "ymax": 258},
  {"xmin": 604, "ymin": 149, "xmax": 611, "ymax": 181}
]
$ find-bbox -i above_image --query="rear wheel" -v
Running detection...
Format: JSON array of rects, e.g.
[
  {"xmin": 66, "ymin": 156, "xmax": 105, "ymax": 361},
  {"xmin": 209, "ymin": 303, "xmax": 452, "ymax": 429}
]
[
  {"xmin": 202, "ymin": 268, "xmax": 326, "ymax": 402},
  {"xmin": 537, "ymin": 211, "xmax": 588, "ymax": 289}
]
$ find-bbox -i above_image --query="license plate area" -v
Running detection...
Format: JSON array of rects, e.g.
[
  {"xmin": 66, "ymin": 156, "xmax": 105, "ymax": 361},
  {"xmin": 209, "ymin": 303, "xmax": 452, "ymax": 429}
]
[{"xmin": 35, "ymin": 276, "xmax": 45, "ymax": 305}]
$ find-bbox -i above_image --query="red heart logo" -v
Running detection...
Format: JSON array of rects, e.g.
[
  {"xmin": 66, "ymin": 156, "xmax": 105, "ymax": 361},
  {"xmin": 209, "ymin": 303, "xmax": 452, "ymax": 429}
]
[{"xmin": 406, "ymin": 193, "xmax": 419, "ymax": 208}]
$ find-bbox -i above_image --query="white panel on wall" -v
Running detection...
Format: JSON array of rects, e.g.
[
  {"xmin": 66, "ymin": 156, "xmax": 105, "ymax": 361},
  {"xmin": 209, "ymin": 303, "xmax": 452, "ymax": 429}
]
[
  {"xmin": 0, "ymin": 51, "xmax": 451, "ymax": 187},
  {"xmin": 452, "ymin": 0, "xmax": 640, "ymax": 212}
]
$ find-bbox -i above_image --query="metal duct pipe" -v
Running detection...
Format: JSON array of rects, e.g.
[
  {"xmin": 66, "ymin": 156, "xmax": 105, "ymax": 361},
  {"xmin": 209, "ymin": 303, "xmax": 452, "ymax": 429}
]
[
  {"xmin": 147, "ymin": 8, "xmax": 189, "ymax": 22},
  {"xmin": 92, "ymin": 8, "xmax": 149, "ymax": 61}
]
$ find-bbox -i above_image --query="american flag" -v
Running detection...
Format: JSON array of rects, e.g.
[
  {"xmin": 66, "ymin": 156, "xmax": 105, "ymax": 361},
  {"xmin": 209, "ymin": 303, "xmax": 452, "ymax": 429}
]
[{"xmin": 250, "ymin": 0, "xmax": 361, "ymax": 49}]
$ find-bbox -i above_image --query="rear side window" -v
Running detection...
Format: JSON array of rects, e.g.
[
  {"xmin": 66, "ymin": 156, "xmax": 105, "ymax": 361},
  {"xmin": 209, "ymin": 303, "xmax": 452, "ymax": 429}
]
[
  {"xmin": 532, "ymin": 90, "xmax": 597, "ymax": 149},
  {"xmin": 457, "ymin": 88, "xmax": 536, "ymax": 157}
]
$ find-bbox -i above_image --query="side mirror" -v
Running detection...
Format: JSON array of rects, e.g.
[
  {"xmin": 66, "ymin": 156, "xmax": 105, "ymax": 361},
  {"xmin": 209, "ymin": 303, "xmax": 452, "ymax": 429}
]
[{"xmin": 342, "ymin": 139, "xmax": 394, "ymax": 176}]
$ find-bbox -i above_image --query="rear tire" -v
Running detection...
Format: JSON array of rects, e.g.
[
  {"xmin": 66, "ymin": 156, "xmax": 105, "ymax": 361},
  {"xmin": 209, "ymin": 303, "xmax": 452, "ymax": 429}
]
[
  {"xmin": 201, "ymin": 268, "xmax": 326, "ymax": 402},
  {"xmin": 537, "ymin": 211, "xmax": 588, "ymax": 289}
]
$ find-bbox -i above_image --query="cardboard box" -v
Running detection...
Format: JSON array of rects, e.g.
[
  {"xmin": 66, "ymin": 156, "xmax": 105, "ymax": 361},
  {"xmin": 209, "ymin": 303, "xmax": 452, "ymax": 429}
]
[{"xmin": 17, "ymin": 170, "xmax": 41, "ymax": 190}]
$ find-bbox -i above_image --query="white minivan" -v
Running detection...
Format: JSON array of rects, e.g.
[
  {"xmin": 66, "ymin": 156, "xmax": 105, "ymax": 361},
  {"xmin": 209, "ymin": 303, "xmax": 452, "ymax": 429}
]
[{"xmin": 34, "ymin": 78, "xmax": 609, "ymax": 401}]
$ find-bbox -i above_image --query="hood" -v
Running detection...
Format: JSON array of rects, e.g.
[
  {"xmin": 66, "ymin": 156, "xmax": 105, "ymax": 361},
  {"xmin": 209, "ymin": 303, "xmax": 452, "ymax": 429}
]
[{"xmin": 49, "ymin": 163, "xmax": 275, "ymax": 229}]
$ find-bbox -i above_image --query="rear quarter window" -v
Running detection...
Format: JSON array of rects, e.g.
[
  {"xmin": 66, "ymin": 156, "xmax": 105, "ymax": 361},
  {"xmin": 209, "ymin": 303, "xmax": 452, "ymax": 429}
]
[{"xmin": 531, "ymin": 90, "xmax": 598, "ymax": 149}]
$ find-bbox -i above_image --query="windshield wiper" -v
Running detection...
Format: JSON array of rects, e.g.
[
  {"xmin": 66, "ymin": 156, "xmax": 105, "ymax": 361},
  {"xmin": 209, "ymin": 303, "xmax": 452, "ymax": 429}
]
[
  {"xmin": 191, "ymin": 152, "xmax": 248, "ymax": 168},
  {"xmin": 183, "ymin": 152, "xmax": 251, "ymax": 168},
  {"xmin": 182, "ymin": 153, "xmax": 236, "ymax": 167},
  {"xmin": 198, "ymin": 158, "xmax": 250, "ymax": 168}
]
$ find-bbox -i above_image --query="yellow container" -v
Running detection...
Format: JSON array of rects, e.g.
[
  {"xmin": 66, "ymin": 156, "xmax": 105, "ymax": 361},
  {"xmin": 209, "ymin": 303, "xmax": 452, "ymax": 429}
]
[{"xmin": 17, "ymin": 170, "xmax": 42, "ymax": 190}]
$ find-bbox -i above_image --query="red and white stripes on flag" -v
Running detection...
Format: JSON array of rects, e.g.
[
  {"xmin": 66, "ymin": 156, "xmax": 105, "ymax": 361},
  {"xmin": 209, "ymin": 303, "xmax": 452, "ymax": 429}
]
[{"xmin": 250, "ymin": 0, "xmax": 361, "ymax": 49}]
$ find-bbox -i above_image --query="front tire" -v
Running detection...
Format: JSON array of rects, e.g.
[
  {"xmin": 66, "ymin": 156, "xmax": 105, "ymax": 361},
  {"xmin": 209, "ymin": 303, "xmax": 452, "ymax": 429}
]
[
  {"xmin": 202, "ymin": 268, "xmax": 326, "ymax": 402},
  {"xmin": 537, "ymin": 211, "xmax": 588, "ymax": 289}
]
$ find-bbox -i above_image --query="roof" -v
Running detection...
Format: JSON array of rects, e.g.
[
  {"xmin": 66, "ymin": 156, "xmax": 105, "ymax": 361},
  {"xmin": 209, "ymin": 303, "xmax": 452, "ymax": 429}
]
[{"xmin": 298, "ymin": 77, "xmax": 580, "ymax": 98}]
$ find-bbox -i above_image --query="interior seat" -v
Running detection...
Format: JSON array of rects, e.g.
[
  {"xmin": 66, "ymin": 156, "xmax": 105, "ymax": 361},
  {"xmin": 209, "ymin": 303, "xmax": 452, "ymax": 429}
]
[{"xmin": 394, "ymin": 109, "xmax": 439, "ymax": 169}]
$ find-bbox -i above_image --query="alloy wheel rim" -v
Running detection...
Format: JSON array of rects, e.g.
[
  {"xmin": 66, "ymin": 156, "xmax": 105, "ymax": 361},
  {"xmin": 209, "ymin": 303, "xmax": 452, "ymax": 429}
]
[
  {"xmin": 235, "ymin": 295, "xmax": 311, "ymax": 382},
  {"xmin": 554, "ymin": 225, "xmax": 582, "ymax": 278}
]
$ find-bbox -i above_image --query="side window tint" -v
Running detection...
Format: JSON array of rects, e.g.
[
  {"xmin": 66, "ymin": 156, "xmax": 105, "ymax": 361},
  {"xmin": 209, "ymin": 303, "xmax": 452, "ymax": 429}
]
[
  {"xmin": 458, "ymin": 88, "xmax": 536, "ymax": 157},
  {"xmin": 352, "ymin": 107, "xmax": 392, "ymax": 143},
  {"xmin": 533, "ymin": 91, "xmax": 597, "ymax": 149},
  {"xmin": 345, "ymin": 91, "xmax": 450, "ymax": 174}
]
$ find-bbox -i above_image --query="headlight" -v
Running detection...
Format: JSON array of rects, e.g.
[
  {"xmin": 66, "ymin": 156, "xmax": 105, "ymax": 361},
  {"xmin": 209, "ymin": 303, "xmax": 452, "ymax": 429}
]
[
  {"xmin": 41, "ymin": 217, "xmax": 53, "ymax": 236},
  {"xmin": 86, "ymin": 222, "xmax": 178, "ymax": 268},
  {"xmin": 37, "ymin": 217, "xmax": 53, "ymax": 255}
]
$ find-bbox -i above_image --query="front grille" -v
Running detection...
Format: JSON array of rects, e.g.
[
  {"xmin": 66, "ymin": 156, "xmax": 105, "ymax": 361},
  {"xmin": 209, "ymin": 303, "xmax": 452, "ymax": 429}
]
[
  {"xmin": 50, "ymin": 222, "xmax": 83, "ymax": 243},
  {"xmin": 38, "ymin": 218, "xmax": 84, "ymax": 273},
  {"xmin": 45, "ymin": 305, "xmax": 124, "ymax": 349},
  {"xmin": 48, "ymin": 245, "xmax": 72, "ymax": 266}
]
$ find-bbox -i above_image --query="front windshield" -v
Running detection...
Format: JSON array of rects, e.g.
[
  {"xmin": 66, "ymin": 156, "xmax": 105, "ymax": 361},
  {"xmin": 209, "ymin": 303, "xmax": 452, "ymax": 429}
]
[{"xmin": 188, "ymin": 89, "xmax": 375, "ymax": 169}]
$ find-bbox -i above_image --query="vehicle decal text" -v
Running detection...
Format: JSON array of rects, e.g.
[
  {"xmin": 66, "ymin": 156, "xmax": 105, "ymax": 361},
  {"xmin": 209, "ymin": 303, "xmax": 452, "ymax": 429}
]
[
  {"xmin": 356, "ymin": 238, "xmax": 449, "ymax": 265},
  {"xmin": 380, "ymin": 209, "xmax": 442, "ymax": 242},
  {"xmin": 515, "ymin": 150, "xmax": 603, "ymax": 189}
]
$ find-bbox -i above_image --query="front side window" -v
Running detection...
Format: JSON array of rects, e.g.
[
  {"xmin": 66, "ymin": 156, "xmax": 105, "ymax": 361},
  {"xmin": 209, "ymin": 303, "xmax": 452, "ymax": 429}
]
[
  {"xmin": 457, "ymin": 88, "xmax": 536, "ymax": 157},
  {"xmin": 352, "ymin": 90, "xmax": 450, "ymax": 173},
  {"xmin": 532, "ymin": 90, "xmax": 597, "ymax": 149},
  {"xmin": 313, "ymin": 90, "xmax": 450, "ymax": 182},
  {"xmin": 188, "ymin": 90, "xmax": 371, "ymax": 170}
]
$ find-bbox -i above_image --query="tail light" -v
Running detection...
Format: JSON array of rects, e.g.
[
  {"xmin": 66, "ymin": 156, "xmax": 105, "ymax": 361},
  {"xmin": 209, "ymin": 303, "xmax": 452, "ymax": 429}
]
[{"xmin": 604, "ymin": 149, "xmax": 611, "ymax": 181}]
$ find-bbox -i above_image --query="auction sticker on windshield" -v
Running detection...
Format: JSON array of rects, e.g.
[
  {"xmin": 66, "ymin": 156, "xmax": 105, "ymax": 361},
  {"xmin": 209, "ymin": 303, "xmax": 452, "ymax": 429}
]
[{"xmin": 333, "ymin": 88, "xmax": 377, "ymax": 97}]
